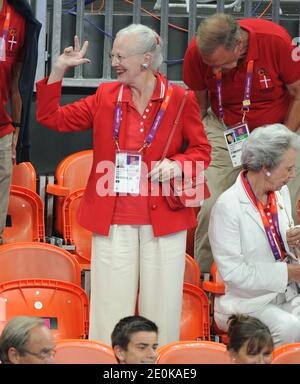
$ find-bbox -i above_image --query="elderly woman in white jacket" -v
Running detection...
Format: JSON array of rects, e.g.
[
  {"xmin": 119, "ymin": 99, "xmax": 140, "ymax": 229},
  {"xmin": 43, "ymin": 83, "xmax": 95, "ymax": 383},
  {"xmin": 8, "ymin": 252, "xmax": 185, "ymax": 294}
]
[{"xmin": 209, "ymin": 124, "xmax": 300, "ymax": 346}]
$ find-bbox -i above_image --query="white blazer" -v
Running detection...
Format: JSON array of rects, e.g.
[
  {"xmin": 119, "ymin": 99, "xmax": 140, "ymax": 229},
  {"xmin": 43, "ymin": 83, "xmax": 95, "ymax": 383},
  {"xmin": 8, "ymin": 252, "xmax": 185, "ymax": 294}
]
[{"xmin": 208, "ymin": 172, "xmax": 299, "ymax": 316}]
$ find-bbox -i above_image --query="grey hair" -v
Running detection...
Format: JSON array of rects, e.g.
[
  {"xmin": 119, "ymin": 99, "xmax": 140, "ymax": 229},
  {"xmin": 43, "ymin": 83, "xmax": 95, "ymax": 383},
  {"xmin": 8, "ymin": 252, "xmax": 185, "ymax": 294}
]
[
  {"xmin": 0, "ymin": 316, "xmax": 46, "ymax": 363},
  {"xmin": 197, "ymin": 13, "xmax": 242, "ymax": 55},
  {"xmin": 115, "ymin": 24, "xmax": 163, "ymax": 70},
  {"xmin": 241, "ymin": 124, "xmax": 300, "ymax": 172}
]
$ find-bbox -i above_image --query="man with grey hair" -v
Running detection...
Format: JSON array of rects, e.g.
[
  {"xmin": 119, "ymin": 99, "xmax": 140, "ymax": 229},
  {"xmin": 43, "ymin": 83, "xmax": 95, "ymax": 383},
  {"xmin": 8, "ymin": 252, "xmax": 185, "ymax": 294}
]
[
  {"xmin": 0, "ymin": 316, "xmax": 56, "ymax": 364},
  {"xmin": 183, "ymin": 13, "xmax": 300, "ymax": 273},
  {"xmin": 209, "ymin": 124, "xmax": 300, "ymax": 346}
]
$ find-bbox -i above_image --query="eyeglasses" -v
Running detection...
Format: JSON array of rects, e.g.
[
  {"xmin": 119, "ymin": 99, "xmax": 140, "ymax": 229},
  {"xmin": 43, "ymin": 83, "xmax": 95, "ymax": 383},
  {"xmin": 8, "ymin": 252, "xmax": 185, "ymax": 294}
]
[
  {"xmin": 108, "ymin": 52, "xmax": 139, "ymax": 63},
  {"xmin": 21, "ymin": 348, "xmax": 56, "ymax": 360}
]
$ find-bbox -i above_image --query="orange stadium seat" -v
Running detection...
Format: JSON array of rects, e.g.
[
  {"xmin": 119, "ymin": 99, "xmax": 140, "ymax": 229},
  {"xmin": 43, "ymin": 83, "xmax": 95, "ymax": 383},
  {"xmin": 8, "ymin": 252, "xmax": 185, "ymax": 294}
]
[
  {"xmin": 184, "ymin": 253, "xmax": 200, "ymax": 287},
  {"xmin": 0, "ymin": 279, "xmax": 89, "ymax": 339},
  {"xmin": 202, "ymin": 262, "xmax": 228, "ymax": 343},
  {"xmin": 11, "ymin": 162, "xmax": 37, "ymax": 192},
  {"xmin": 272, "ymin": 343, "xmax": 300, "ymax": 364},
  {"xmin": 62, "ymin": 189, "xmax": 92, "ymax": 264},
  {"xmin": 156, "ymin": 340, "xmax": 232, "ymax": 364},
  {"xmin": 2, "ymin": 185, "xmax": 45, "ymax": 243},
  {"xmin": 180, "ymin": 283, "xmax": 210, "ymax": 341},
  {"xmin": 54, "ymin": 339, "xmax": 118, "ymax": 364},
  {"xmin": 46, "ymin": 150, "xmax": 93, "ymax": 236},
  {"xmin": 0, "ymin": 242, "xmax": 81, "ymax": 285}
]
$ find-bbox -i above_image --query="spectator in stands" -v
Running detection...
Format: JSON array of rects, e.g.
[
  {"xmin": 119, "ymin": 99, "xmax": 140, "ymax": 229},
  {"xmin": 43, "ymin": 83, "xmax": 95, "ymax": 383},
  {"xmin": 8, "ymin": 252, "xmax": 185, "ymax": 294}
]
[
  {"xmin": 0, "ymin": 0, "xmax": 41, "ymax": 246},
  {"xmin": 227, "ymin": 314, "xmax": 274, "ymax": 364},
  {"xmin": 209, "ymin": 124, "xmax": 300, "ymax": 346},
  {"xmin": 36, "ymin": 24, "xmax": 211, "ymax": 346},
  {"xmin": 111, "ymin": 315, "xmax": 158, "ymax": 364},
  {"xmin": 183, "ymin": 13, "xmax": 300, "ymax": 274},
  {"xmin": 0, "ymin": 316, "xmax": 56, "ymax": 364}
]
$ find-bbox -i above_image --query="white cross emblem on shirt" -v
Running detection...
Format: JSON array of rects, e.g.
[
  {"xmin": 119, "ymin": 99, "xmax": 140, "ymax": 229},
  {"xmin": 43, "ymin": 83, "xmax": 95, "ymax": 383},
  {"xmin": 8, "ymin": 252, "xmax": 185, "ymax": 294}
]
[
  {"xmin": 260, "ymin": 75, "xmax": 272, "ymax": 88},
  {"xmin": 8, "ymin": 35, "xmax": 17, "ymax": 50}
]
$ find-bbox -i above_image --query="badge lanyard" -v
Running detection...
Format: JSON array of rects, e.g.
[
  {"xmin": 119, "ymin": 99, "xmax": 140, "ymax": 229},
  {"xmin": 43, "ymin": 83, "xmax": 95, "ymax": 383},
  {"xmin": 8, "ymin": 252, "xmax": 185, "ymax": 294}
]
[
  {"xmin": 216, "ymin": 60, "xmax": 254, "ymax": 126},
  {"xmin": 241, "ymin": 171, "xmax": 287, "ymax": 261},
  {"xmin": 113, "ymin": 82, "xmax": 173, "ymax": 153}
]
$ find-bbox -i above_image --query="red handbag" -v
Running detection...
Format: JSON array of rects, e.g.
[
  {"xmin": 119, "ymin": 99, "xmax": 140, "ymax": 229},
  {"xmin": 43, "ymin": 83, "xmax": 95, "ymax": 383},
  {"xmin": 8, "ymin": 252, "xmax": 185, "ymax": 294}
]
[
  {"xmin": 160, "ymin": 91, "xmax": 210, "ymax": 210},
  {"xmin": 166, "ymin": 176, "xmax": 210, "ymax": 210}
]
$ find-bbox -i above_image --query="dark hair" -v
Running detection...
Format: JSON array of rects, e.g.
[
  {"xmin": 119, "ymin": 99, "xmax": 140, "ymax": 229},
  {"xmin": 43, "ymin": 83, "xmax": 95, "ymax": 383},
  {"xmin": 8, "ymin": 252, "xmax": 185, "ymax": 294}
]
[
  {"xmin": 111, "ymin": 315, "xmax": 158, "ymax": 350},
  {"xmin": 227, "ymin": 314, "xmax": 273, "ymax": 355}
]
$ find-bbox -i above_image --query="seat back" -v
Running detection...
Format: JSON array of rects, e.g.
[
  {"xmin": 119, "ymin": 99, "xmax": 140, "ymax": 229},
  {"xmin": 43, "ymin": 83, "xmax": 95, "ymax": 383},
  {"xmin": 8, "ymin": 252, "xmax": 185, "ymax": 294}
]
[
  {"xmin": 180, "ymin": 283, "xmax": 210, "ymax": 341},
  {"xmin": 11, "ymin": 162, "xmax": 36, "ymax": 192},
  {"xmin": 0, "ymin": 242, "xmax": 81, "ymax": 285},
  {"xmin": 0, "ymin": 279, "xmax": 89, "ymax": 339},
  {"xmin": 272, "ymin": 343, "xmax": 300, "ymax": 364},
  {"xmin": 54, "ymin": 339, "xmax": 118, "ymax": 364},
  {"xmin": 52, "ymin": 150, "xmax": 93, "ymax": 235},
  {"xmin": 184, "ymin": 253, "xmax": 200, "ymax": 287},
  {"xmin": 63, "ymin": 189, "xmax": 92, "ymax": 262},
  {"xmin": 156, "ymin": 340, "xmax": 231, "ymax": 364},
  {"xmin": 2, "ymin": 186, "xmax": 45, "ymax": 243},
  {"xmin": 202, "ymin": 262, "xmax": 227, "ymax": 342}
]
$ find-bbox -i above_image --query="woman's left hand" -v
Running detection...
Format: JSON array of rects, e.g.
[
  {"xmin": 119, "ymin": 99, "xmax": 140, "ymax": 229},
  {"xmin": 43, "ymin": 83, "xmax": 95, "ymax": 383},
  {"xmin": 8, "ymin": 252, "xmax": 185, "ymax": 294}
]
[
  {"xmin": 286, "ymin": 226, "xmax": 300, "ymax": 247},
  {"xmin": 148, "ymin": 159, "xmax": 182, "ymax": 182}
]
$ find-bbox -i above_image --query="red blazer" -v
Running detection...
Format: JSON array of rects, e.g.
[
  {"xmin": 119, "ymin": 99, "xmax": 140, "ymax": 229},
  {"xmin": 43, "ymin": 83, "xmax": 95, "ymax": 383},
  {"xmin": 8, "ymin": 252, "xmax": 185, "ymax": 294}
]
[{"xmin": 36, "ymin": 75, "xmax": 211, "ymax": 236}]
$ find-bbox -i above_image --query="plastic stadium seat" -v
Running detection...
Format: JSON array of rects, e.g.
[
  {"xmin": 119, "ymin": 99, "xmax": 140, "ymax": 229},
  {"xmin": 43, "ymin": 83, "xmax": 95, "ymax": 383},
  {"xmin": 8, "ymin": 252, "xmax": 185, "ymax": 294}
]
[
  {"xmin": 202, "ymin": 262, "xmax": 228, "ymax": 343},
  {"xmin": 62, "ymin": 189, "xmax": 92, "ymax": 263},
  {"xmin": 202, "ymin": 262, "xmax": 225, "ymax": 295},
  {"xmin": 0, "ymin": 279, "xmax": 89, "ymax": 339},
  {"xmin": 0, "ymin": 242, "xmax": 81, "ymax": 285},
  {"xmin": 156, "ymin": 340, "xmax": 232, "ymax": 364},
  {"xmin": 46, "ymin": 150, "xmax": 93, "ymax": 236},
  {"xmin": 180, "ymin": 283, "xmax": 210, "ymax": 341},
  {"xmin": 54, "ymin": 339, "xmax": 118, "ymax": 364},
  {"xmin": 184, "ymin": 253, "xmax": 200, "ymax": 287},
  {"xmin": 272, "ymin": 343, "xmax": 300, "ymax": 364},
  {"xmin": 11, "ymin": 162, "xmax": 37, "ymax": 192},
  {"xmin": 2, "ymin": 185, "xmax": 45, "ymax": 243}
]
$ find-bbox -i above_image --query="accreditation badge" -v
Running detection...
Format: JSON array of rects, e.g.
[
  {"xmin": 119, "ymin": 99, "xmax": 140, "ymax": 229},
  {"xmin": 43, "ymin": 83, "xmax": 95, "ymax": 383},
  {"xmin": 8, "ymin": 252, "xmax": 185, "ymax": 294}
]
[
  {"xmin": 224, "ymin": 122, "xmax": 250, "ymax": 168},
  {"xmin": 114, "ymin": 151, "xmax": 142, "ymax": 194}
]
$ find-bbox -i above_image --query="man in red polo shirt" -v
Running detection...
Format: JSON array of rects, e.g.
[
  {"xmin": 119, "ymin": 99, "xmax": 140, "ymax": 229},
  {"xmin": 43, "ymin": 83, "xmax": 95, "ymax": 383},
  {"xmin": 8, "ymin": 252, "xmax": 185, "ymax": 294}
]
[{"xmin": 183, "ymin": 13, "xmax": 300, "ymax": 272}]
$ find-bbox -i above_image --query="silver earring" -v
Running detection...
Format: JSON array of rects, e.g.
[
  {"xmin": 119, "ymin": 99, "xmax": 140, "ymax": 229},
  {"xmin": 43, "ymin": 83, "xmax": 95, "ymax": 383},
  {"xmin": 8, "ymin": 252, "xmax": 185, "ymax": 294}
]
[
  {"xmin": 266, "ymin": 171, "xmax": 271, "ymax": 177},
  {"xmin": 142, "ymin": 63, "xmax": 148, "ymax": 69}
]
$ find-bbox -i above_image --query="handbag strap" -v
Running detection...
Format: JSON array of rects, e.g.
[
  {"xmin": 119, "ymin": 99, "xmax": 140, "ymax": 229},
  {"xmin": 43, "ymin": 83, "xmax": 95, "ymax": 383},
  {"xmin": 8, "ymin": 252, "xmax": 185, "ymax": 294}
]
[{"xmin": 160, "ymin": 90, "xmax": 188, "ymax": 160}]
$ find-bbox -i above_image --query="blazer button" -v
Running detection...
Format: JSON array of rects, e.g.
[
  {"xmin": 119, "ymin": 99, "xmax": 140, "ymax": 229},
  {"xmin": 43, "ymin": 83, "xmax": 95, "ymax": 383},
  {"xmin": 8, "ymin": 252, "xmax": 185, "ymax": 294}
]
[{"xmin": 151, "ymin": 205, "xmax": 158, "ymax": 210}]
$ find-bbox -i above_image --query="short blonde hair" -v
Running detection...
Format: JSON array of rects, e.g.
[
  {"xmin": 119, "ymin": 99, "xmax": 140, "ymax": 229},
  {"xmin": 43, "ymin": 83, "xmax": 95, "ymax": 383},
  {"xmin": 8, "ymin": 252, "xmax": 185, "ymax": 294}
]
[{"xmin": 197, "ymin": 13, "xmax": 241, "ymax": 55}]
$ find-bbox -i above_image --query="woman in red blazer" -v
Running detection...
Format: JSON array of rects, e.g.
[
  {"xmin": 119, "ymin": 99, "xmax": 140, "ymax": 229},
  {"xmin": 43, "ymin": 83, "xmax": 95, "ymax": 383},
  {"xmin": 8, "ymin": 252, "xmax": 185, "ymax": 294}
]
[{"xmin": 36, "ymin": 24, "xmax": 211, "ymax": 347}]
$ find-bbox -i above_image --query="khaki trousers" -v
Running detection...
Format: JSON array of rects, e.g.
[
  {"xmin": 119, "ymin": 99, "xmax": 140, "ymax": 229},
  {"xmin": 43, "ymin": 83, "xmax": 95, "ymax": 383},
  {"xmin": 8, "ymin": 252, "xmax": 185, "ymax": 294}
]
[
  {"xmin": 0, "ymin": 133, "xmax": 13, "ymax": 239},
  {"xmin": 194, "ymin": 113, "xmax": 300, "ymax": 272},
  {"xmin": 89, "ymin": 225, "xmax": 187, "ymax": 347}
]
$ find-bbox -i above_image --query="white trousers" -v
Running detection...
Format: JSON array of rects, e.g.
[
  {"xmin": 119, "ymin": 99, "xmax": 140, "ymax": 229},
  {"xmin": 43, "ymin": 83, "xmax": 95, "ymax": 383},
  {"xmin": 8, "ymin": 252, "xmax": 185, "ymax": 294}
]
[
  {"xmin": 215, "ymin": 295, "xmax": 300, "ymax": 346},
  {"xmin": 89, "ymin": 225, "xmax": 187, "ymax": 347}
]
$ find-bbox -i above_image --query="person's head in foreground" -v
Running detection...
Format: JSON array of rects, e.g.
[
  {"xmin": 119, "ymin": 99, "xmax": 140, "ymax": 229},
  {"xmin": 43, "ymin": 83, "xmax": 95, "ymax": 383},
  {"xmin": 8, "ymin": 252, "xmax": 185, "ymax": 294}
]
[
  {"xmin": 111, "ymin": 315, "xmax": 158, "ymax": 364},
  {"xmin": 241, "ymin": 124, "xmax": 300, "ymax": 193},
  {"xmin": 227, "ymin": 314, "xmax": 274, "ymax": 364},
  {"xmin": 0, "ymin": 316, "xmax": 56, "ymax": 364}
]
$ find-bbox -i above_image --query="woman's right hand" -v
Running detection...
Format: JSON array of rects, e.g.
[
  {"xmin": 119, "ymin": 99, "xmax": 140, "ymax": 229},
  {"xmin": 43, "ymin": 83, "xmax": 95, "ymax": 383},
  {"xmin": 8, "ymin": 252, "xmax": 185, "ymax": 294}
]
[{"xmin": 48, "ymin": 35, "xmax": 90, "ymax": 84}]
